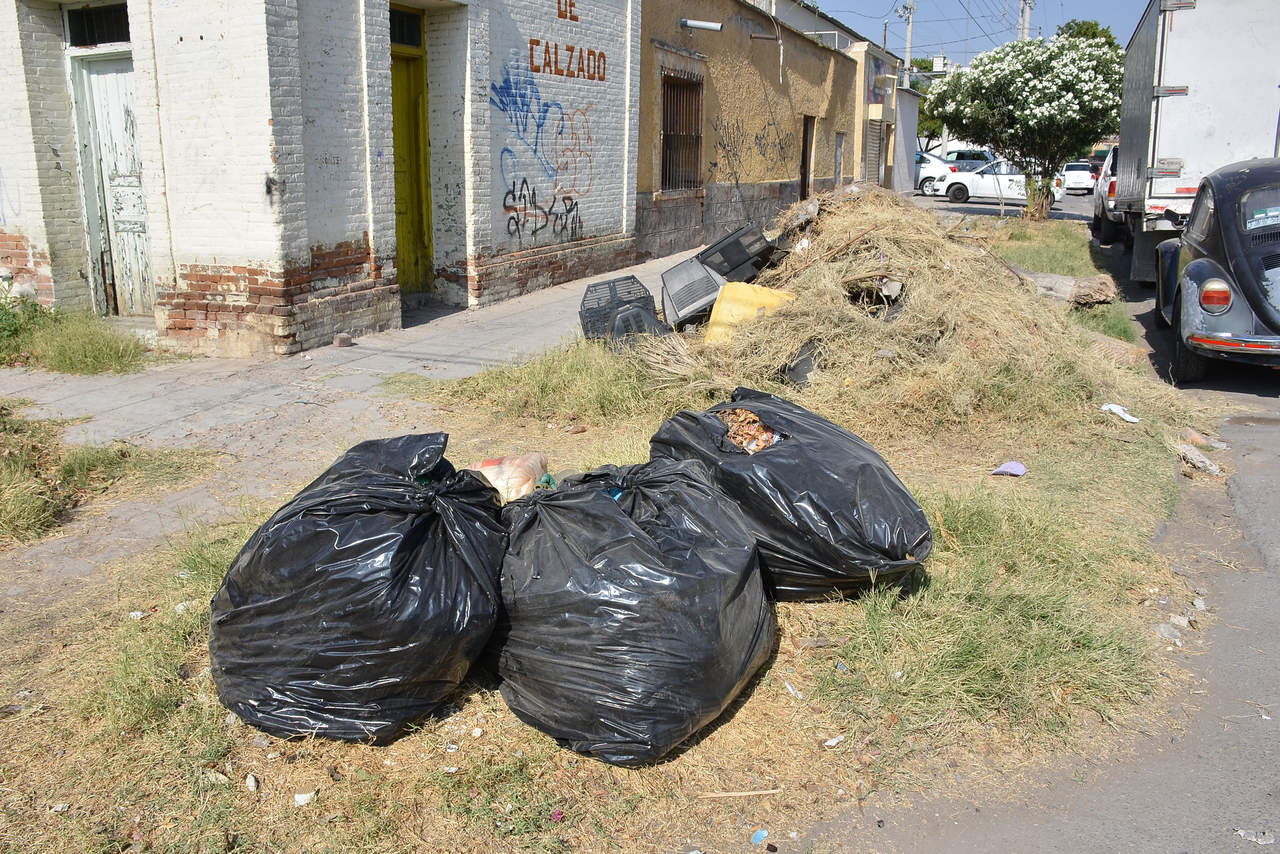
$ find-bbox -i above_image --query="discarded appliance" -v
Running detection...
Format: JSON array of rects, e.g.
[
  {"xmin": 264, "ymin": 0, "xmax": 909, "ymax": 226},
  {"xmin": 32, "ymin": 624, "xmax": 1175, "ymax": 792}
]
[
  {"xmin": 661, "ymin": 257, "xmax": 728, "ymax": 329},
  {"xmin": 579, "ymin": 276, "xmax": 657, "ymax": 340},
  {"xmin": 209, "ymin": 433, "xmax": 506, "ymax": 743},
  {"xmin": 650, "ymin": 388, "xmax": 933, "ymax": 600},
  {"xmin": 697, "ymin": 225, "xmax": 776, "ymax": 283},
  {"xmin": 497, "ymin": 458, "xmax": 776, "ymax": 766}
]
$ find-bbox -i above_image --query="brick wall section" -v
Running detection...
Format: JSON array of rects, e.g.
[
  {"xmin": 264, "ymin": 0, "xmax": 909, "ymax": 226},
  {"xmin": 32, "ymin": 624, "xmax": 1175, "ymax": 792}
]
[
  {"xmin": 0, "ymin": 229, "xmax": 55, "ymax": 304},
  {"xmin": 155, "ymin": 233, "xmax": 400, "ymax": 355},
  {"xmin": 437, "ymin": 233, "xmax": 636, "ymax": 307}
]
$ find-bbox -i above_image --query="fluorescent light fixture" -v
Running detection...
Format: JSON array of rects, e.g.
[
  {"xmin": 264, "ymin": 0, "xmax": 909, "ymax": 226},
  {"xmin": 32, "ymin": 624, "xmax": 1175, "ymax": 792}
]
[{"xmin": 680, "ymin": 18, "xmax": 722, "ymax": 32}]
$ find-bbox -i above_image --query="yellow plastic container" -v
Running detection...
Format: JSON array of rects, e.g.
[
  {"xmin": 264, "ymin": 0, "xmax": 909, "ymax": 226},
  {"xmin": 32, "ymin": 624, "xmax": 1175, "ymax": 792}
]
[{"xmin": 704, "ymin": 282, "xmax": 795, "ymax": 344}]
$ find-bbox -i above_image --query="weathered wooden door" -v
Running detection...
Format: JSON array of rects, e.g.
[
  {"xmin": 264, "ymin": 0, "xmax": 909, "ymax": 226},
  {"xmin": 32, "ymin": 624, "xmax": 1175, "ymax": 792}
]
[
  {"xmin": 390, "ymin": 6, "xmax": 433, "ymax": 294},
  {"xmin": 82, "ymin": 56, "xmax": 152, "ymax": 315}
]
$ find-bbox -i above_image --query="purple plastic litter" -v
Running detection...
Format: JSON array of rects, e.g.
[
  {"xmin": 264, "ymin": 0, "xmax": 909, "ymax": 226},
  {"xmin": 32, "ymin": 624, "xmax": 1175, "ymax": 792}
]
[{"xmin": 991, "ymin": 461, "xmax": 1027, "ymax": 477}]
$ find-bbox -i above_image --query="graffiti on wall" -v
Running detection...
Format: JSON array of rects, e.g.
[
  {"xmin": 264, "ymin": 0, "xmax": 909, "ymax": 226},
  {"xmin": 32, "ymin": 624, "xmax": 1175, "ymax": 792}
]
[{"xmin": 489, "ymin": 0, "xmax": 615, "ymax": 248}]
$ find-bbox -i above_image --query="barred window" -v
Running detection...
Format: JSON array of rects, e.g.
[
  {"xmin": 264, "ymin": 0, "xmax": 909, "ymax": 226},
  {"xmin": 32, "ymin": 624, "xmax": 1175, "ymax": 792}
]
[{"xmin": 661, "ymin": 73, "xmax": 702, "ymax": 192}]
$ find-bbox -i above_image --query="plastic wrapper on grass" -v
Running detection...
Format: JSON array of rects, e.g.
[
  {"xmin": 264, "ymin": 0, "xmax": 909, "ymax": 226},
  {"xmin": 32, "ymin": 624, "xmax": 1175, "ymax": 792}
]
[
  {"xmin": 497, "ymin": 457, "xmax": 776, "ymax": 766},
  {"xmin": 209, "ymin": 433, "xmax": 505, "ymax": 744},
  {"xmin": 650, "ymin": 388, "xmax": 932, "ymax": 600}
]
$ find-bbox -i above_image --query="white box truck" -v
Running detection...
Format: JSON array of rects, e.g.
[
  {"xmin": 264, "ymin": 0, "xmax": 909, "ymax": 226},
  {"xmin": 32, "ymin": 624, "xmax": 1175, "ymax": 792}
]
[{"xmin": 1116, "ymin": 0, "xmax": 1280, "ymax": 281}]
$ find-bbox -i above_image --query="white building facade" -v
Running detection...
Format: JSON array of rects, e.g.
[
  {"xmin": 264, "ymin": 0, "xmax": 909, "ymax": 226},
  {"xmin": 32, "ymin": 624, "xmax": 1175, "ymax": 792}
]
[{"xmin": 2, "ymin": 0, "xmax": 640, "ymax": 355}]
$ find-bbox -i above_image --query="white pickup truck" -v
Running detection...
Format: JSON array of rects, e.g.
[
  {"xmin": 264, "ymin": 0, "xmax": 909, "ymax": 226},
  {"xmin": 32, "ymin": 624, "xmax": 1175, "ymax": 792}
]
[{"xmin": 1115, "ymin": 0, "xmax": 1280, "ymax": 281}]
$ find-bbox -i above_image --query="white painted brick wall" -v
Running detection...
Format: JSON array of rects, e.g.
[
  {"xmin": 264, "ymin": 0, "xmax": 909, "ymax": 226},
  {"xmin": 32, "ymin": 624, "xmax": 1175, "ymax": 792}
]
[
  {"xmin": 149, "ymin": 0, "xmax": 283, "ymax": 267},
  {"xmin": 0, "ymin": 2, "xmax": 46, "ymax": 247},
  {"xmin": 482, "ymin": 0, "xmax": 639, "ymax": 255},
  {"xmin": 11, "ymin": 0, "xmax": 91, "ymax": 308},
  {"xmin": 362, "ymin": 3, "xmax": 395, "ymax": 275}
]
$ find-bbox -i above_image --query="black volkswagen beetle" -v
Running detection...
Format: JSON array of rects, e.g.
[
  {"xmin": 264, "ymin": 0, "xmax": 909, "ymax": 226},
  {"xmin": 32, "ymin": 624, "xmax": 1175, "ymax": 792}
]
[{"xmin": 1155, "ymin": 158, "xmax": 1280, "ymax": 383}]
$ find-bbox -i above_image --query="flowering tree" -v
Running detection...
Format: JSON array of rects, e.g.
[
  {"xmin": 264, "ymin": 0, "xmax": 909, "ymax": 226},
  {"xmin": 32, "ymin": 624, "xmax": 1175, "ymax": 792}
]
[{"xmin": 925, "ymin": 36, "xmax": 1123, "ymax": 219}]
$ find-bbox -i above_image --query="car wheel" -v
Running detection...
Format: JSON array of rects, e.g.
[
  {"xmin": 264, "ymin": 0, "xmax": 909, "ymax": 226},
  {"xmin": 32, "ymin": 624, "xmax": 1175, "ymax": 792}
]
[
  {"xmin": 1099, "ymin": 215, "xmax": 1120, "ymax": 245},
  {"xmin": 919, "ymin": 177, "xmax": 935, "ymax": 196},
  {"xmin": 1090, "ymin": 214, "xmax": 1101, "ymax": 237},
  {"xmin": 947, "ymin": 183, "xmax": 969, "ymax": 203},
  {"xmin": 1170, "ymin": 295, "xmax": 1208, "ymax": 384},
  {"xmin": 1154, "ymin": 254, "xmax": 1172, "ymax": 329}
]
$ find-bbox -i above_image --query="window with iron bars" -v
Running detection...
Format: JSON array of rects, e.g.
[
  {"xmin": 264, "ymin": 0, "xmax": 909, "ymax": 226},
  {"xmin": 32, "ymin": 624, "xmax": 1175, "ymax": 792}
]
[{"xmin": 661, "ymin": 73, "xmax": 703, "ymax": 192}]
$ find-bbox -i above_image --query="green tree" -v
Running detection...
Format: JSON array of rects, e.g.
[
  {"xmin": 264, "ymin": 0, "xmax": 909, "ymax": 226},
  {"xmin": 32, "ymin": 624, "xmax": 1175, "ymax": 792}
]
[
  {"xmin": 910, "ymin": 57, "xmax": 944, "ymax": 152},
  {"xmin": 1056, "ymin": 18, "xmax": 1120, "ymax": 53},
  {"xmin": 925, "ymin": 35, "xmax": 1123, "ymax": 219}
]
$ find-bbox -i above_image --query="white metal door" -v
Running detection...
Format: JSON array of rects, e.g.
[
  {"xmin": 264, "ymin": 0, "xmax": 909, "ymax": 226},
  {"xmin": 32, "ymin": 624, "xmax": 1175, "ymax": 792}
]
[{"xmin": 82, "ymin": 56, "xmax": 152, "ymax": 315}]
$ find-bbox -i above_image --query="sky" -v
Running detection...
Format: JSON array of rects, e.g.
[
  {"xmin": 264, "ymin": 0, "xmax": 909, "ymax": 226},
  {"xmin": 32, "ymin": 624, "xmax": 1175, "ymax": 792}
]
[{"xmin": 820, "ymin": 0, "xmax": 1149, "ymax": 66}]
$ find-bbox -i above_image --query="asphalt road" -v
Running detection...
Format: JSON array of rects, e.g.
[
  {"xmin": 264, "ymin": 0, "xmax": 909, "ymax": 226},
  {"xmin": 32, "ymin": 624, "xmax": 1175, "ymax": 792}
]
[
  {"xmin": 910, "ymin": 183, "xmax": 1096, "ymax": 222},
  {"xmin": 805, "ymin": 205, "xmax": 1279, "ymax": 853}
]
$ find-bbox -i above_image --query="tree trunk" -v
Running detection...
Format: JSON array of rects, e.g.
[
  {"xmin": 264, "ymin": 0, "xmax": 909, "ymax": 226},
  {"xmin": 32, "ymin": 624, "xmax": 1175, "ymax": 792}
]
[{"xmin": 1025, "ymin": 174, "xmax": 1054, "ymax": 221}]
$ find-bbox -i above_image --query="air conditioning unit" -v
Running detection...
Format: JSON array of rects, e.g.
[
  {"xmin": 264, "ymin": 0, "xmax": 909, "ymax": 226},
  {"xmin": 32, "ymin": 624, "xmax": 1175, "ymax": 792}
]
[
  {"xmin": 696, "ymin": 225, "xmax": 776, "ymax": 283},
  {"xmin": 661, "ymin": 258, "xmax": 727, "ymax": 328}
]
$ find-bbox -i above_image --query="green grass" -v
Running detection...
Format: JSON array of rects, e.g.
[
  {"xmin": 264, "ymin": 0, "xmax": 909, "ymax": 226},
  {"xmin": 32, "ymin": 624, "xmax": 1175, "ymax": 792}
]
[
  {"xmin": 1, "ymin": 299, "xmax": 146, "ymax": 374},
  {"xmin": 0, "ymin": 400, "xmax": 206, "ymax": 542},
  {"xmin": 995, "ymin": 221, "xmax": 1110, "ymax": 278},
  {"xmin": 1071, "ymin": 301, "xmax": 1139, "ymax": 343}
]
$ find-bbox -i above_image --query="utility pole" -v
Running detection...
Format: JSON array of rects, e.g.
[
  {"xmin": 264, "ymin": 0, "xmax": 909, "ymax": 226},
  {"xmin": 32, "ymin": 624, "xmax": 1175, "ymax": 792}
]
[
  {"xmin": 882, "ymin": 19, "xmax": 888, "ymax": 49},
  {"xmin": 1018, "ymin": 0, "xmax": 1035, "ymax": 39},
  {"xmin": 896, "ymin": 0, "xmax": 916, "ymax": 86}
]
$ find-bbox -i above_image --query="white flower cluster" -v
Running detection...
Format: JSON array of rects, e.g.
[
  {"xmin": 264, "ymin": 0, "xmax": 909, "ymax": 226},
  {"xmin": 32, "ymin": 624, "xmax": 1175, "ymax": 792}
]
[{"xmin": 924, "ymin": 34, "xmax": 1123, "ymax": 173}]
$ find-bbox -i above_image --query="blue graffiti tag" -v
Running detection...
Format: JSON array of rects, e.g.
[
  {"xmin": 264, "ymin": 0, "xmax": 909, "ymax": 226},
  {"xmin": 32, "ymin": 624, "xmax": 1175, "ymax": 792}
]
[{"xmin": 489, "ymin": 58, "xmax": 565, "ymax": 180}]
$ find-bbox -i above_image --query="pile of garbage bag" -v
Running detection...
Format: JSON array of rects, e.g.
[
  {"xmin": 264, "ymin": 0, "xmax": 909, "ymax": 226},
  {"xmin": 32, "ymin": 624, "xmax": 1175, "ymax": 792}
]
[
  {"xmin": 651, "ymin": 388, "xmax": 933, "ymax": 600},
  {"xmin": 208, "ymin": 389, "xmax": 929, "ymax": 764},
  {"xmin": 209, "ymin": 434, "xmax": 506, "ymax": 744},
  {"xmin": 497, "ymin": 458, "xmax": 776, "ymax": 765}
]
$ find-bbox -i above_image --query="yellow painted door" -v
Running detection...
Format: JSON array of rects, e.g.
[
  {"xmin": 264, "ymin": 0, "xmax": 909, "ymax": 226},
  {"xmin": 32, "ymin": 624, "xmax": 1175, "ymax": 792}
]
[{"xmin": 391, "ymin": 52, "xmax": 432, "ymax": 293}]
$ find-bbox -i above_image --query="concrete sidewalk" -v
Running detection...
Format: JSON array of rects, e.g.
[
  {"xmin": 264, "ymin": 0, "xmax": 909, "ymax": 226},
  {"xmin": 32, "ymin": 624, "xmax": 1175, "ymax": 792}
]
[
  {"xmin": 0, "ymin": 246, "xmax": 698, "ymax": 446},
  {"xmin": 0, "ymin": 247, "xmax": 696, "ymax": 610}
]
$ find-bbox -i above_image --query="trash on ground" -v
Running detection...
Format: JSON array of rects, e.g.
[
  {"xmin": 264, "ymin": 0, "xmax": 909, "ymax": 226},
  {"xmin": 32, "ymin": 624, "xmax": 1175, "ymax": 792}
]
[
  {"xmin": 209, "ymin": 434, "xmax": 506, "ymax": 744},
  {"xmin": 1193, "ymin": 597, "xmax": 1206, "ymax": 611},
  {"xmin": 294, "ymin": 789, "xmax": 317, "ymax": 807},
  {"xmin": 1235, "ymin": 829, "xmax": 1277, "ymax": 845},
  {"xmin": 991, "ymin": 461, "xmax": 1027, "ymax": 477},
  {"xmin": 781, "ymin": 677, "xmax": 804, "ymax": 700},
  {"xmin": 465, "ymin": 452, "xmax": 549, "ymax": 503},
  {"xmin": 497, "ymin": 458, "xmax": 775, "ymax": 766},
  {"xmin": 697, "ymin": 224, "xmax": 775, "ymax": 283},
  {"xmin": 1169, "ymin": 614, "xmax": 1191, "ymax": 629},
  {"xmin": 651, "ymin": 388, "xmax": 932, "ymax": 600},
  {"xmin": 245, "ymin": 774, "xmax": 258, "ymax": 792},
  {"xmin": 716, "ymin": 407, "xmax": 783, "ymax": 454},
  {"xmin": 661, "ymin": 258, "xmax": 728, "ymax": 329},
  {"xmin": 751, "ymin": 829, "xmax": 770, "ymax": 845},
  {"xmin": 1156, "ymin": 623, "xmax": 1183, "ymax": 645},
  {"xmin": 1182, "ymin": 427, "xmax": 1229, "ymax": 451},
  {"xmin": 704, "ymin": 282, "xmax": 794, "ymax": 345},
  {"xmin": 823, "ymin": 734, "xmax": 846, "ymax": 748},
  {"xmin": 51, "ymin": 803, "xmax": 69, "ymax": 813},
  {"xmin": 1100, "ymin": 403, "xmax": 1140, "ymax": 423},
  {"xmin": 1177, "ymin": 443, "xmax": 1223, "ymax": 476}
]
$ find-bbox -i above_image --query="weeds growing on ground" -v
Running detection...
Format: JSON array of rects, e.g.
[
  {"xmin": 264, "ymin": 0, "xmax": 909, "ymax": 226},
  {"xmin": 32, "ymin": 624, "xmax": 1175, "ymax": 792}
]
[
  {"xmin": 0, "ymin": 400, "xmax": 207, "ymax": 542},
  {"xmin": 0, "ymin": 299, "xmax": 146, "ymax": 373},
  {"xmin": 989, "ymin": 219, "xmax": 1110, "ymax": 279}
]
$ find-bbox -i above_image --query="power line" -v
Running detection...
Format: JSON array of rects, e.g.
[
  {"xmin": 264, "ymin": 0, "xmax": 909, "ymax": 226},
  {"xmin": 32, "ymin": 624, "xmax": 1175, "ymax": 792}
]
[{"xmin": 958, "ymin": 0, "xmax": 1000, "ymax": 45}]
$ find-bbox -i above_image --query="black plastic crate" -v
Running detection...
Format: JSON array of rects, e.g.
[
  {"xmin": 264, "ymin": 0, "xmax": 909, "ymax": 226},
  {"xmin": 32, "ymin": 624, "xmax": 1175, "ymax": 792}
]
[
  {"xmin": 579, "ymin": 276, "xmax": 656, "ymax": 340},
  {"xmin": 697, "ymin": 225, "xmax": 775, "ymax": 283}
]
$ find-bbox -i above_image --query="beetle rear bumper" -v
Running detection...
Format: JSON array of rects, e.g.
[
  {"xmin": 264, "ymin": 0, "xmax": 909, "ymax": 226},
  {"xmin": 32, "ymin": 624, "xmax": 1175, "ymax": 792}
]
[{"xmin": 1186, "ymin": 332, "xmax": 1280, "ymax": 366}]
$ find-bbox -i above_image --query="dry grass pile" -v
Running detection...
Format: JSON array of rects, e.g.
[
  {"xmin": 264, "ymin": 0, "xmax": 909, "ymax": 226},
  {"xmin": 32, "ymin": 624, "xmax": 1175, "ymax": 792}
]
[{"xmin": 639, "ymin": 188, "xmax": 1183, "ymax": 449}]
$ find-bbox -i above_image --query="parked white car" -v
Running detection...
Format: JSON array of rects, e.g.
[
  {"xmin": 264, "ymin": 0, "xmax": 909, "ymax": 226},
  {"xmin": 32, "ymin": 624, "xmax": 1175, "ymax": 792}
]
[
  {"xmin": 932, "ymin": 159, "xmax": 1064, "ymax": 205},
  {"xmin": 914, "ymin": 151, "xmax": 955, "ymax": 196},
  {"xmin": 1091, "ymin": 145, "xmax": 1126, "ymax": 244},
  {"xmin": 1060, "ymin": 161, "xmax": 1095, "ymax": 193}
]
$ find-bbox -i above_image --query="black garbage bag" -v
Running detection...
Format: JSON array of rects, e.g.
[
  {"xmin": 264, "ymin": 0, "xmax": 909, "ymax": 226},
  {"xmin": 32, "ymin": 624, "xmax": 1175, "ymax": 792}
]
[
  {"xmin": 650, "ymin": 388, "xmax": 932, "ymax": 600},
  {"xmin": 498, "ymin": 458, "xmax": 776, "ymax": 766},
  {"xmin": 209, "ymin": 433, "xmax": 506, "ymax": 744}
]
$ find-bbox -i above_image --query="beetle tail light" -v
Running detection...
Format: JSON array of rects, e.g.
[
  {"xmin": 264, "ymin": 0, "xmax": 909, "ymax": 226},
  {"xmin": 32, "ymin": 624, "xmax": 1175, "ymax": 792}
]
[
  {"xmin": 1199, "ymin": 279, "xmax": 1232, "ymax": 314},
  {"xmin": 1107, "ymin": 179, "xmax": 1116, "ymax": 199}
]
